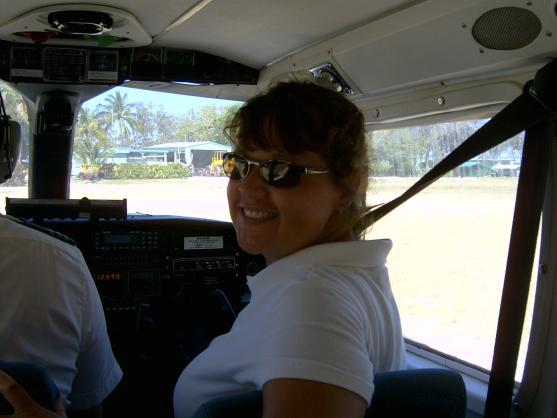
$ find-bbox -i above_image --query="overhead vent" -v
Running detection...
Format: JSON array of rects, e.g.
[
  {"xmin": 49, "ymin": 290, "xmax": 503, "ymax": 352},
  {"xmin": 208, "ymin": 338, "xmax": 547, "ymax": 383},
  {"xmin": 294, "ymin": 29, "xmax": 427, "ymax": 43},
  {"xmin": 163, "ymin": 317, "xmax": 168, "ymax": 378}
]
[
  {"xmin": 48, "ymin": 11, "xmax": 113, "ymax": 36},
  {"xmin": 472, "ymin": 7, "xmax": 541, "ymax": 50},
  {"xmin": 0, "ymin": 4, "xmax": 151, "ymax": 47}
]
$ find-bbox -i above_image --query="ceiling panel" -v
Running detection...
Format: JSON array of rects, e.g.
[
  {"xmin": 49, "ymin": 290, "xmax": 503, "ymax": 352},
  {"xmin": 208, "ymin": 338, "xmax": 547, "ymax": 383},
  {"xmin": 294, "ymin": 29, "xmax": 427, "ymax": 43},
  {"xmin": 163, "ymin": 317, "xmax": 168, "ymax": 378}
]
[
  {"xmin": 154, "ymin": 0, "xmax": 417, "ymax": 67},
  {"xmin": 0, "ymin": 0, "xmax": 419, "ymax": 68}
]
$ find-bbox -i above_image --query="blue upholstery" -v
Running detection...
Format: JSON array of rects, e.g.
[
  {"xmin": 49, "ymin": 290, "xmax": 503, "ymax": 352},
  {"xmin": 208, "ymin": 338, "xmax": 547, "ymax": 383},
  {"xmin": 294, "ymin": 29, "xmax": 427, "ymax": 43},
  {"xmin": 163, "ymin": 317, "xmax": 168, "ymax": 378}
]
[
  {"xmin": 0, "ymin": 361, "xmax": 60, "ymax": 414},
  {"xmin": 191, "ymin": 368, "xmax": 466, "ymax": 418}
]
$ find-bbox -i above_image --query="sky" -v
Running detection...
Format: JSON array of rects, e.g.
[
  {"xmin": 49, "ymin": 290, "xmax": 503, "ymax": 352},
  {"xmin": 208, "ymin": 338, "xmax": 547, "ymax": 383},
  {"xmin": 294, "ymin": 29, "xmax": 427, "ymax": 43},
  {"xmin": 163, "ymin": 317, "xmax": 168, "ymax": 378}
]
[{"xmin": 84, "ymin": 85, "xmax": 241, "ymax": 116}]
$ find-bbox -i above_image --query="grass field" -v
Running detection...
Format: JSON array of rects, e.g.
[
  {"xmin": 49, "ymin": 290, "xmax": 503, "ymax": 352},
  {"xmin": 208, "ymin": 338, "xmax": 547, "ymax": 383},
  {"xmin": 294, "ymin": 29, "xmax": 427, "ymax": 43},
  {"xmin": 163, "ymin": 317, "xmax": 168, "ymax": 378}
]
[
  {"xmin": 1, "ymin": 176, "xmax": 536, "ymax": 379},
  {"xmin": 365, "ymin": 177, "xmax": 537, "ymax": 379}
]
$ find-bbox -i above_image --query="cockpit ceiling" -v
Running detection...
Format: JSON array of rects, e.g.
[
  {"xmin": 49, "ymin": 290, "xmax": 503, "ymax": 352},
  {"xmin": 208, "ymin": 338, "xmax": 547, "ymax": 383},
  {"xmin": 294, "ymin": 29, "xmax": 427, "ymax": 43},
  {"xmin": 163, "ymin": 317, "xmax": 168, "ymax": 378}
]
[
  {"xmin": 1, "ymin": 0, "xmax": 556, "ymax": 105},
  {"xmin": 0, "ymin": 0, "xmax": 420, "ymax": 68}
]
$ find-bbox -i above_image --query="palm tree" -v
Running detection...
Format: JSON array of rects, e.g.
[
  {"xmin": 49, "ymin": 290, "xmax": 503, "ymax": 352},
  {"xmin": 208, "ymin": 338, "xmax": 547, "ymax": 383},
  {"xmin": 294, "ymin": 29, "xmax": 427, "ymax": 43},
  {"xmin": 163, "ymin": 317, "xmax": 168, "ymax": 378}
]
[
  {"xmin": 95, "ymin": 90, "xmax": 137, "ymax": 146},
  {"xmin": 74, "ymin": 107, "xmax": 114, "ymax": 170}
]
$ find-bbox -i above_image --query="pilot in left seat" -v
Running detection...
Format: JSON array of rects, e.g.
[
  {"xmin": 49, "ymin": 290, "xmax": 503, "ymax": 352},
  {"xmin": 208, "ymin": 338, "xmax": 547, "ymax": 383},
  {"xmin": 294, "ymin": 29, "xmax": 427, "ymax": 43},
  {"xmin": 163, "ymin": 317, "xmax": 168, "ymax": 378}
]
[{"xmin": 0, "ymin": 92, "xmax": 122, "ymax": 418}]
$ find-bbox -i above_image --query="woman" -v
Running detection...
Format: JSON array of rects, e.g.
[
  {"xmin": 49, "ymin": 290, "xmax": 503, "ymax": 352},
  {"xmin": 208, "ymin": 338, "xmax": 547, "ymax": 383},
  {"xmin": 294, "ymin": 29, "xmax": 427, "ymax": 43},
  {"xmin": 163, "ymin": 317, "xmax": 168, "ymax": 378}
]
[
  {"xmin": 0, "ymin": 81, "xmax": 406, "ymax": 418},
  {"xmin": 173, "ymin": 81, "xmax": 406, "ymax": 417}
]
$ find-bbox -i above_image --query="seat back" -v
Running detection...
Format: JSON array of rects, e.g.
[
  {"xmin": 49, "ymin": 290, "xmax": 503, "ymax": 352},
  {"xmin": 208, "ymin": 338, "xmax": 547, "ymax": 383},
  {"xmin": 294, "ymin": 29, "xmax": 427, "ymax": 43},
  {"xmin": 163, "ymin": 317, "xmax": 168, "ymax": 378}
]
[
  {"xmin": 366, "ymin": 368, "xmax": 467, "ymax": 418},
  {"xmin": 191, "ymin": 368, "xmax": 466, "ymax": 418},
  {"xmin": 0, "ymin": 361, "xmax": 60, "ymax": 414}
]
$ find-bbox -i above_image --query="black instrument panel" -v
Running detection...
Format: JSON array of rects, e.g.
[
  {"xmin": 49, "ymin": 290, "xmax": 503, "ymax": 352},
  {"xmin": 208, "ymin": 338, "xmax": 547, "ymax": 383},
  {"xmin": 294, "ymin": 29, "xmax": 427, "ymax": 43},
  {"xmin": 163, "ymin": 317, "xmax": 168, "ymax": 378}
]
[
  {"xmin": 8, "ymin": 45, "xmax": 119, "ymax": 83},
  {"xmin": 43, "ymin": 215, "xmax": 265, "ymax": 312},
  {"xmin": 0, "ymin": 41, "xmax": 259, "ymax": 85}
]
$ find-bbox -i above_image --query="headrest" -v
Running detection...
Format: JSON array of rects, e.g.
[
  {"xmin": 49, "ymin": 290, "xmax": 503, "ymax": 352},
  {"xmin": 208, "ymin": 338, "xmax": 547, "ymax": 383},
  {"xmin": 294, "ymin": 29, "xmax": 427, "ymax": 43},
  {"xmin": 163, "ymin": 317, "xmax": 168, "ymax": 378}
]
[{"xmin": 0, "ymin": 117, "xmax": 22, "ymax": 183}]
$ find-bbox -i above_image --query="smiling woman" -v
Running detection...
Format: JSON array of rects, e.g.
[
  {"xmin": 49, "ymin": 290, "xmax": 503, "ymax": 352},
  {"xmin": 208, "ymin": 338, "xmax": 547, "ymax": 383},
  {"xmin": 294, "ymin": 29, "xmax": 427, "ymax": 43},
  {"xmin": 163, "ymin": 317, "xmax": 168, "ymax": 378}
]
[
  {"xmin": 171, "ymin": 80, "xmax": 406, "ymax": 418},
  {"xmin": 220, "ymin": 80, "xmax": 374, "ymax": 260}
]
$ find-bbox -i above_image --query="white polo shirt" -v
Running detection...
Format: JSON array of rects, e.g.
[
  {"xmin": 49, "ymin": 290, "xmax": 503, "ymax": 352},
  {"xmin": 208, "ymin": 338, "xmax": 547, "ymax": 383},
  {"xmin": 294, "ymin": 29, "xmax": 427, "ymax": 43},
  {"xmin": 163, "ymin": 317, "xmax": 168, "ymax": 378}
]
[
  {"xmin": 0, "ymin": 216, "xmax": 122, "ymax": 410},
  {"xmin": 173, "ymin": 239, "xmax": 406, "ymax": 418}
]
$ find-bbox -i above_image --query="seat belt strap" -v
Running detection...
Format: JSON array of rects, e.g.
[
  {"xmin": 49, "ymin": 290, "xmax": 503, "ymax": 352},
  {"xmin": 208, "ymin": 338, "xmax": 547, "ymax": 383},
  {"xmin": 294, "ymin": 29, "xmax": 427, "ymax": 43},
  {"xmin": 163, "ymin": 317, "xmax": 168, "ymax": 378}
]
[{"xmin": 483, "ymin": 119, "xmax": 554, "ymax": 418}]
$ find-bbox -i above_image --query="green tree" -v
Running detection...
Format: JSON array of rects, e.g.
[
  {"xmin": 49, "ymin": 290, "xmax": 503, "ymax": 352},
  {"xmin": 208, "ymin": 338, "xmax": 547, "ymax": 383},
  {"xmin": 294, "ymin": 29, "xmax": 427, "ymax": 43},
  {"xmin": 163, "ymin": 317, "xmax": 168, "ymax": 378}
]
[
  {"xmin": 215, "ymin": 104, "xmax": 242, "ymax": 145},
  {"xmin": 130, "ymin": 104, "xmax": 181, "ymax": 146},
  {"xmin": 74, "ymin": 107, "xmax": 114, "ymax": 169},
  {"xmin": 95, "ymin": 90, "xmax": 137, "ymax": 146},
  {"xmin": 371, "ymin": 128, "xmax": 421, "ymax": 176},
  {"xmin": 154, "ymin": 108, "xmax": 179, "ymax": 143},
  {"xmin": 132, "ymin": 104, "xmax": 158, "ymax": 146},
  {"xmin": 177, "ymin": 109, "xmax": 200, "ymax": 142},
  {"xmin": 176, "ymin": 104, "xmax": 241, "ymax": 145}
]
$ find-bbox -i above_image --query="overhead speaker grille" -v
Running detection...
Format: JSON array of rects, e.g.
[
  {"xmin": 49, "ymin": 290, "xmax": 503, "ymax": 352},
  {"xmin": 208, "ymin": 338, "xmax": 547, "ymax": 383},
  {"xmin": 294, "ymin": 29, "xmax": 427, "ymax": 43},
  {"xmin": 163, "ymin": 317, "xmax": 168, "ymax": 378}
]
[{"xmin": 472, "ymin": 7, "xmax": 541, "ymax": 50}]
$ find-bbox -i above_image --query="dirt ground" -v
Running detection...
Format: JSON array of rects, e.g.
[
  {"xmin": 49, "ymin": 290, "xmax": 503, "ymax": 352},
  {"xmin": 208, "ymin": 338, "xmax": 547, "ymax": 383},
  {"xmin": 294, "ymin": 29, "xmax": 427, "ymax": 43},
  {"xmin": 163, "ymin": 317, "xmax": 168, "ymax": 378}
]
[{"xmin": 1, "ymin": 176, "xmax": 535, "ymax": 379}]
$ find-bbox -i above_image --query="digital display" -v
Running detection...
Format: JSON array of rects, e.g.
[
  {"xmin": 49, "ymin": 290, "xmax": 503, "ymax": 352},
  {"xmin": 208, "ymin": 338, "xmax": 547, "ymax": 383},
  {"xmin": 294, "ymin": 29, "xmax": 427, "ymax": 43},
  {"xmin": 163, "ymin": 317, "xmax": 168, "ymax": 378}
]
[
  {"xmin": 103, "ymin": 234, "xmax": 139, "ymax": 245},
  {"xmin": 184, "ymin": 236, "xmax": 223, "ymax": 250}
]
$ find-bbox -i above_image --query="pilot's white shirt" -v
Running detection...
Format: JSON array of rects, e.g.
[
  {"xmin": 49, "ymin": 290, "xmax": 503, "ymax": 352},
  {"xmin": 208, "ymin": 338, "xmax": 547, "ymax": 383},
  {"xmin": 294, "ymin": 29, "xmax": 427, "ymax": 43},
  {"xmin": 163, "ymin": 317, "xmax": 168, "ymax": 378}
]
[
  {"xmin": 0, "ymin": 215, "xmax": 122, "ymax": 410},
  {"xmin": 173, "ymin": 239, "xmax": 406, "ymax": 418}
]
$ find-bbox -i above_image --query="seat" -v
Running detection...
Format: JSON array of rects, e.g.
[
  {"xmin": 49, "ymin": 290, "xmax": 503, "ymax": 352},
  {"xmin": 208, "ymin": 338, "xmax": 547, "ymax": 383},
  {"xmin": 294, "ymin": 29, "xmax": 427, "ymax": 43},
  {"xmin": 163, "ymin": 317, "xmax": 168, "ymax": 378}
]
[
  {"xmin": 366, "ymin": 368, "xmax": 467, "ymax": 417},
  {"xmin": 0, "ymin": 361, "xmax": 60, "ymax": 414},
  {"xmin": 191, "ymin": 368, "xmax": 467, "ymax": 418}
]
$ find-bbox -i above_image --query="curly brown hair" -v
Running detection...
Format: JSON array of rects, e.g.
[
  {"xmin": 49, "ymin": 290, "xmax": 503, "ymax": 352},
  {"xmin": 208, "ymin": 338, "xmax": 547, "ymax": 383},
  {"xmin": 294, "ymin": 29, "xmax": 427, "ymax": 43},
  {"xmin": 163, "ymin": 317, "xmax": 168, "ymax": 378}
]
[{"xmin": 225, "ymin": 80, "xmax": 373, "ymax": 238}]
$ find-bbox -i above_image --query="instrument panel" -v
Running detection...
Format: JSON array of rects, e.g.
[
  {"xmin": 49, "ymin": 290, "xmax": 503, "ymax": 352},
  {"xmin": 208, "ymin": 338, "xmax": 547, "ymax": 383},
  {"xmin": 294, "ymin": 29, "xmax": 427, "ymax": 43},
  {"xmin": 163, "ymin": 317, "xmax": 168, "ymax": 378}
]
[
  {"xmin": 8, "ymin": 45, "xmax": 119, "ymax": 83},
  {"xmin": 0, "ymin": 41, "xmax": 259, "ymax": 85},
  {"xmin": 43, "ymin": 215, "xmax": 265, "ymax": 313}
]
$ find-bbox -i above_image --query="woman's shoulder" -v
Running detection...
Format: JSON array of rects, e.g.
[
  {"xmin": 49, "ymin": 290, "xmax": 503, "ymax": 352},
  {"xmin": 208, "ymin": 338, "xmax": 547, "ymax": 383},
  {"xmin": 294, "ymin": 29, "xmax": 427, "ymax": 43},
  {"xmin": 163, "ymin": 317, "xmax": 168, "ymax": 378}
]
[
  {"xmin": 249, "ymin": 239, "xmax": 393, "ymax": 298},
  {"xmin": 283, "ymin": 239, "xmax": 392, "ymax": 270},
  {"xmin": 301, "ymin": 240, "xmax": 395, "ymax": 307}
]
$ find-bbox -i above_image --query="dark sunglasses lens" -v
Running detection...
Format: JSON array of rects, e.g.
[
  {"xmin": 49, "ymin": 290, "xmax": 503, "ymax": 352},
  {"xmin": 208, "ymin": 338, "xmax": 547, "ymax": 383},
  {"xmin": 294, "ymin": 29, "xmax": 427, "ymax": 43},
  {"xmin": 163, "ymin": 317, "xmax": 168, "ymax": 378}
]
[
  {"xmin": 224, "ymin": 154, "xmax": 303, "ymax": 187},
  {"xmin": 223, "ymin": 154, "xmax": 248, "ymax": 180},
  {"xmin": 265, "ymin": 161, "xmax": 301, "ymax": 187}
]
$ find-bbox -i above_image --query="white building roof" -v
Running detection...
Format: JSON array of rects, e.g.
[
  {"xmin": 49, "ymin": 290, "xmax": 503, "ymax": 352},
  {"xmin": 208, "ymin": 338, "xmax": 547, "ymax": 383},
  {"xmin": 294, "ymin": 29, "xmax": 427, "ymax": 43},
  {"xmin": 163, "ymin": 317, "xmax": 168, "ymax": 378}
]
[{"xmin": 146, "ymin": 141, "xmax": 231, "ymax": 151}]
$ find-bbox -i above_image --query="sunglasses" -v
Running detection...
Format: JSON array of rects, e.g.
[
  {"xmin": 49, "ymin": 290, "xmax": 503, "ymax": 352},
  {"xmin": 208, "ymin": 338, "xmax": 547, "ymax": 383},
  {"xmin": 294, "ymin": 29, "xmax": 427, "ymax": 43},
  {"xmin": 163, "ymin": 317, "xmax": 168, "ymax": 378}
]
[{"xmin": 222, "ymin": 152, "xmax": 329, "ymax": 187}]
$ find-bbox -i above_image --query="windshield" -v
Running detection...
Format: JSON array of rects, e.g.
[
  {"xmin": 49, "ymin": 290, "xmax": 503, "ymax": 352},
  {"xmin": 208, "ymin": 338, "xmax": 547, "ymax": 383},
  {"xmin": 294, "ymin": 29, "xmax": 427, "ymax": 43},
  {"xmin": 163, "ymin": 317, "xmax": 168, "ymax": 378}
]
[{"xmin": 68, "ymin": 86, "xmax": 241, "ymax": 220}]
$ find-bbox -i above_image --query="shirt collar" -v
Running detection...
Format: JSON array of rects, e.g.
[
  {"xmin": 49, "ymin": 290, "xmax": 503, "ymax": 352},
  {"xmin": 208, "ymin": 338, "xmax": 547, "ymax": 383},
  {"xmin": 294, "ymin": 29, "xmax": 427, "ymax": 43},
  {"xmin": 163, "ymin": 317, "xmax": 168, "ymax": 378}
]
[{"xmin": 247, "ymin": 239, "xmax": 392, "ymax": 292}]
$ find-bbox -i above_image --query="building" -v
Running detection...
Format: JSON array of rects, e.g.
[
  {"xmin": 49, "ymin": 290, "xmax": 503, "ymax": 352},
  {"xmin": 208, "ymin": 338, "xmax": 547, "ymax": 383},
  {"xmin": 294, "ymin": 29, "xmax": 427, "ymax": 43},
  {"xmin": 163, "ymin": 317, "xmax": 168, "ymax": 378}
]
[
  {"xmin": 144, "ymin": 141, "xmax": 231, "ymax": 168},
  {"xmin": 106, "ymin": 141, "xmax": 231, "ymax": 168}
]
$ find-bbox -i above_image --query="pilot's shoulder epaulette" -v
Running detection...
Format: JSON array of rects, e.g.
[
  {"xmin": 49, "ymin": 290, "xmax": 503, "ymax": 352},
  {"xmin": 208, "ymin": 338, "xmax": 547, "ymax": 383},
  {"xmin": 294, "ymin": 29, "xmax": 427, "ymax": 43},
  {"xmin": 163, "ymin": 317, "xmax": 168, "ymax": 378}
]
[{"xmin": 4, "ymin": 215, "xmax": 76, "ymax": 246}]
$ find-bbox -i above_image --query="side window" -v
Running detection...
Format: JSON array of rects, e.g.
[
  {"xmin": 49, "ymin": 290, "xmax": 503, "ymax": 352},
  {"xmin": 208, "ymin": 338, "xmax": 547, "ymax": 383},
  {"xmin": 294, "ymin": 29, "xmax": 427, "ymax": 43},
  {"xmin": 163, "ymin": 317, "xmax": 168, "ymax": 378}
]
[
  {"xmin": 366, "ymin": 120, "xmax": 535, "ymax": 381},
  {"xmin": 0, "ymin": 81, "xmax": 29, "ymax": 211}
]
